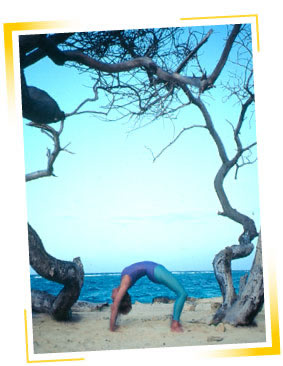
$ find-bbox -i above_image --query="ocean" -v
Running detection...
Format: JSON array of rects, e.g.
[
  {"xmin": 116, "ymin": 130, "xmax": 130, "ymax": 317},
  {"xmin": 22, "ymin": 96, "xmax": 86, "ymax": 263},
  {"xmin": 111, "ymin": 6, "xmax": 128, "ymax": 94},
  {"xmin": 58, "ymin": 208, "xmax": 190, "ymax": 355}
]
[{"xmin": 30, "ymin": 270, "xmax": 248, "ymax": 304}]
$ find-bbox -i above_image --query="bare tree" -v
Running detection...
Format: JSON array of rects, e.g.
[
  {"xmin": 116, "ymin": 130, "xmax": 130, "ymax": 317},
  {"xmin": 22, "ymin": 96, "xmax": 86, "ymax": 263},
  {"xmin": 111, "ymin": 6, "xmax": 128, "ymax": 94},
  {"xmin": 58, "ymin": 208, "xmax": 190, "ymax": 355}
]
[
  {"xmin": 20, "ymin": 35, "xmax": 85, "ymax": 320},
  {"xmin": 20, "ymin": 24, "xmax": 262, "ymax": 324}
]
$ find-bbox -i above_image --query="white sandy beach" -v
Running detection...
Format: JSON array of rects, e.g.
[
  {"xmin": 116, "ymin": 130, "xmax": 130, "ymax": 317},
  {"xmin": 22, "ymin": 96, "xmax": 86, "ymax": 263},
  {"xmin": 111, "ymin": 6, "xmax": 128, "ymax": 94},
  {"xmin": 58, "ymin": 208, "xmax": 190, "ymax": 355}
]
[{"xmin": 31, "ymin": 297, "xmax": 266, "ymax": 354}]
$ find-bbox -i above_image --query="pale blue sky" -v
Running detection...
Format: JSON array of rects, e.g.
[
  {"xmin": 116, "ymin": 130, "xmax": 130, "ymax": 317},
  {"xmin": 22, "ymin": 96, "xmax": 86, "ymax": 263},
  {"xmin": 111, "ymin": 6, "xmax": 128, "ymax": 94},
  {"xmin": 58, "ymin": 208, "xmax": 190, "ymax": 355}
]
[{"xmin": 23, "ymin": 24, "xmax": 260, "ymax": 273}]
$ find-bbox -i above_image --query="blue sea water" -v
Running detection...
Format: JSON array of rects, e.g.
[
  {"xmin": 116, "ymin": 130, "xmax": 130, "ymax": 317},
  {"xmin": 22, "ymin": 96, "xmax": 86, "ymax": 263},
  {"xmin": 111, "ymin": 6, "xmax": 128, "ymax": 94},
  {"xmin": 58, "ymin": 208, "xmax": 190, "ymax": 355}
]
[{"xmin": 30, "ymin": 270, "xmax": 249, "ymax": 304}]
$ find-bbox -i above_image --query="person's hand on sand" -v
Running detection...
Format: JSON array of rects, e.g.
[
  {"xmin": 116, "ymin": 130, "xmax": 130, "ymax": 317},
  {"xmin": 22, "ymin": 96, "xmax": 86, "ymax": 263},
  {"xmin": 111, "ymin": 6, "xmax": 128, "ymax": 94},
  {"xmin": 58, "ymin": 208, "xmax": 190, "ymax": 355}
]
[{"xmin": 109, "ymin": 324, "xmax": 121, "ymax": 332}]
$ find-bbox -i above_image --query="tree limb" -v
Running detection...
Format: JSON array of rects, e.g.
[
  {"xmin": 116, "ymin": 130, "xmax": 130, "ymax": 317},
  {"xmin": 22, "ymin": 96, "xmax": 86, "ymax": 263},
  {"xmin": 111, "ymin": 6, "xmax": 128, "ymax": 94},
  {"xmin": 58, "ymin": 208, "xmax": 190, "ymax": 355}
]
[
  {"xmin": 180, "ymin": 81, "xmax": 257, "ymax": 243},
  {"xmin": 28, "ymin": 224, "xmax": 84, "ymax": 320},
  {"xmin": 180, "ymin": 84, "xmax": 229, "ymax": 163},
  {"xmin": 20, "ymin": 33, "xmax": 74, "ymax": 68},
  {"xmin": 25, "ymin": 121, "xmax": 71, "ymax": 182},
  {"xmin": 175, "ymin": 29, "xmax": 213, "ymax": 74},
  {"xmin": 20, "ymin": 26, "xmax": 243, "ymax": 127},
  {"xmin": 200, "ymin": 24, "xmax": 242, "ymax": 92},
  {"xmin": 151, "ymin": 124, "xmax": 207, "ymax": 162}
]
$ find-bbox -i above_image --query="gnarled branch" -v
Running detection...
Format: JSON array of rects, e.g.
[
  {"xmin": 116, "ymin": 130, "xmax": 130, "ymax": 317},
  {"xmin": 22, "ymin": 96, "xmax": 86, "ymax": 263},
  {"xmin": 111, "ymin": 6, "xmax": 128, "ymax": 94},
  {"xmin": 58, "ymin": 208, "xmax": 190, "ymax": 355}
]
[
  {"xmin": 28, "ymin": 224, "xmax": 84, "ymax": 320},
  {"xmin": 25, "ymin": 121, "xmax": 72, "ymax": 182}
]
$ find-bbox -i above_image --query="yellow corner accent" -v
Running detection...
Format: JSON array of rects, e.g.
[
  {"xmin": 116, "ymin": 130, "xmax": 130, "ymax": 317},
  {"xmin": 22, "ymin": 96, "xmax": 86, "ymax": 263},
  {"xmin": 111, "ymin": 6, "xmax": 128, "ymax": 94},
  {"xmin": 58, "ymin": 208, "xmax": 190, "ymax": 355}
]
[
  {"xmin": 24, "ymin": 310, "xmax": 85, "ymax": 363},
  {"xmin": 180, "ymin": 14, "xmax": 260, "ymax": 52}
]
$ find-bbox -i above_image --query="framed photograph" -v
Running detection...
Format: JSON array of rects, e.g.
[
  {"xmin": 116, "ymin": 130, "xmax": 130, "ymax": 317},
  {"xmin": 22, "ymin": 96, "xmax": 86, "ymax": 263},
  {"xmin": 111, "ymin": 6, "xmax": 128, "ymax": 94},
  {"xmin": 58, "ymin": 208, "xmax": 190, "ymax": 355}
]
[{"xmin": 1, "ymin": 4, "xmax": 281, "ymax": 365}]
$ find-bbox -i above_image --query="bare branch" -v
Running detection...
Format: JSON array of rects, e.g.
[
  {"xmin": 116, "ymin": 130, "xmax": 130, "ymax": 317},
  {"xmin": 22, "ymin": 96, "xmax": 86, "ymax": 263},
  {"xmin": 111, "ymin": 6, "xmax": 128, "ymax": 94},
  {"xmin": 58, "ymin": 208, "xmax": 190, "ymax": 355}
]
[
  {"xmin": 152, "ymin": 124, "xmax": 207, "ymax": 162},
  {"xmin": 25, "ymin": 120, "xmax": 67, "ymax": 182},
  {"xmin": 234, "ymin": 94, "xmax": 254, "ymax": 149},
  {"xmin": 177, "ymin": 31, "xmax": 257, "ymax": 243},
  {"xmin": 181, "ymin": 84, "xmax": 229, "ymax": 164},
  {"xmin": 144, "ymin": 146, "xmax": 155, "ymax": 160},
  {"xmin": 63, "ymin": 51, "xmax": 204, "ymax": 89},
  {"xmin": 61, "ymin": 142, "xmax": 75, "ymax": 155},
  {"xmin": 20, "ymin": 33, "xmax": 74, "ymax": 68},
  {"xmin": 235, "ymin": 157, "xmax": 257, "ymax": 179},
  {"xmin": 127, "ymin": 100, "xmax": 191, "ymax": 134},
  {"xmin": 201, "ymin": 24, "xmax": 242, "ymax": 92},
  {"xmin": 65, "ymin": 82, "xmax": 101, "ymax": 118},
  {"xmin": 175, "ymin": 29, "xmax": 213, "ymax": 74}
]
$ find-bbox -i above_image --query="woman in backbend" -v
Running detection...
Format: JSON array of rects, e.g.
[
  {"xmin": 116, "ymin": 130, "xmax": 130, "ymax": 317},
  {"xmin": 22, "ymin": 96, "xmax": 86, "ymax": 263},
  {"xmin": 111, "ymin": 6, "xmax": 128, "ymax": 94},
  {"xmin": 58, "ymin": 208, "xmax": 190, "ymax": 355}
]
[{"xmin": 110, "ymin": 261, "xmax": 187, "ymax": 332}]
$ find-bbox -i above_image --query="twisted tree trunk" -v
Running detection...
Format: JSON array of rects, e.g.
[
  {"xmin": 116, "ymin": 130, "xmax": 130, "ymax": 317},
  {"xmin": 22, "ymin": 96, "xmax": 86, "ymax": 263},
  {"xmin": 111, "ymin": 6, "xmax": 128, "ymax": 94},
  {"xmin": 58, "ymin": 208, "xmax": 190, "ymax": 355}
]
[
  {"xmin": 28, "ymin": 224, "xmax": 84, "ymax": 320},
  {"xmin": 211, "ymin": 232, "xmax": 264, "ymax": 325},
  {"xmin": 210, "ymin": 156, "xmax": 261, "ymax": 325}
]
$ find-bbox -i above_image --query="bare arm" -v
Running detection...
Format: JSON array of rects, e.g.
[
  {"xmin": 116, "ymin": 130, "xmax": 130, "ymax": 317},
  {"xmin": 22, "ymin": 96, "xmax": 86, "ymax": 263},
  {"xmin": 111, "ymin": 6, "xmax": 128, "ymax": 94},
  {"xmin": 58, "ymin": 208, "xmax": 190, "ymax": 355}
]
[{"xmin": 110, "ymin": 277, "xmax": 131, "ymax": 331}]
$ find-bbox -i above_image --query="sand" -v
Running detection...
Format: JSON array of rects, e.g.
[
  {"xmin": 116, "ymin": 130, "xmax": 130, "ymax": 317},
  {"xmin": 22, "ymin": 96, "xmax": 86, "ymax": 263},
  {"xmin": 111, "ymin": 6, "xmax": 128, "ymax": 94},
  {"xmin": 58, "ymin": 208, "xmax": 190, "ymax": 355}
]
[{"xmin": 31, "ymin": 297, "xmax": 266, "ymax": 354}]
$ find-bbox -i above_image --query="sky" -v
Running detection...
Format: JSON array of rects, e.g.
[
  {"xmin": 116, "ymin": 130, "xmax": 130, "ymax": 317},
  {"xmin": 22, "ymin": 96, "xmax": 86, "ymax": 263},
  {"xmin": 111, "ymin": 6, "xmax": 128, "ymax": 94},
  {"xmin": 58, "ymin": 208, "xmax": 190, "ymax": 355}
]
[{"xmin": 22, "ymin": 24, "xmax": 261, "ymax": 273}]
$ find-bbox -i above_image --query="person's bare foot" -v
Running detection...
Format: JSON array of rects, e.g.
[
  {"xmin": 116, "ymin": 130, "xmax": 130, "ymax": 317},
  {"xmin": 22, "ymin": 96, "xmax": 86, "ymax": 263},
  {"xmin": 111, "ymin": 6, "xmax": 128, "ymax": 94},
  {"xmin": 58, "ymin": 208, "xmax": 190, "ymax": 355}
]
[{"xmin": 171, "ymin": 320, "xmax": 184, "ymax": 332}]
